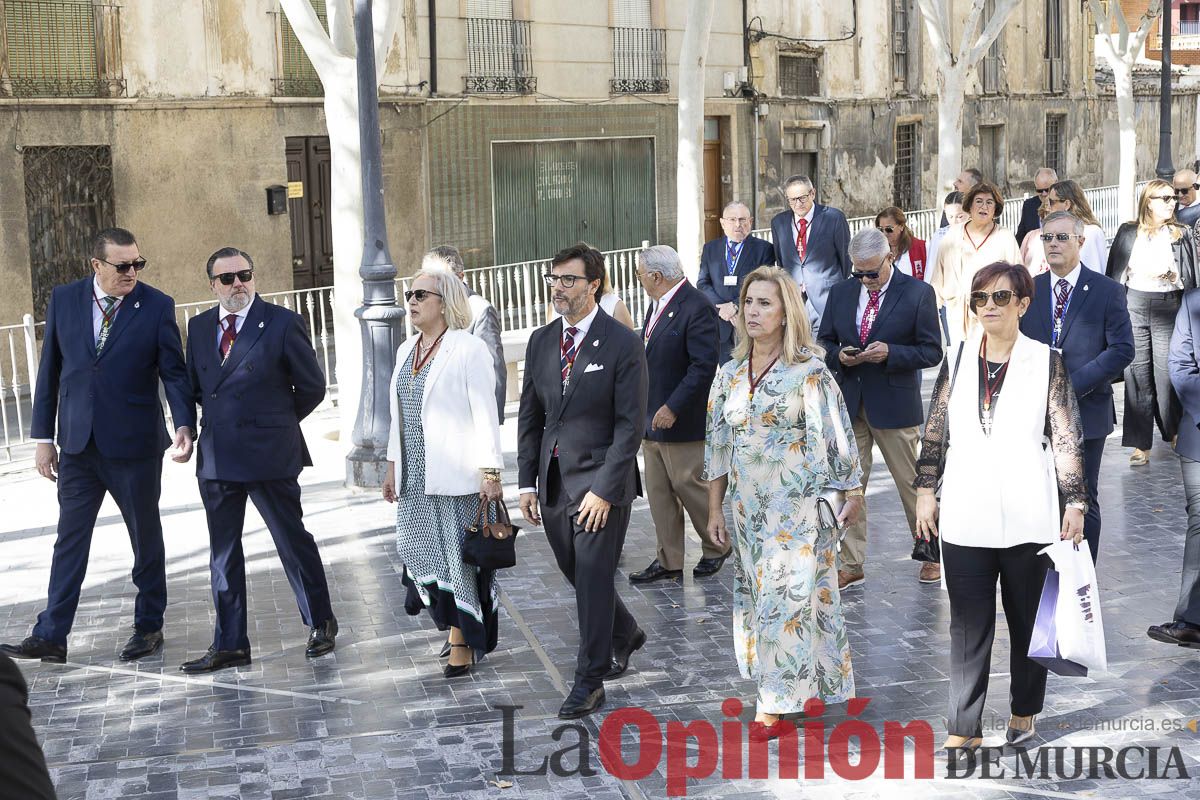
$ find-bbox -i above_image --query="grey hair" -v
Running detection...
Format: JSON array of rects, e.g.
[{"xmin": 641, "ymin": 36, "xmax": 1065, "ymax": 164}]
[
  {"xmin": 847, "ymin": 227, "xmax": 890, "ymax": 264},
  {"xmin": 1042, "ymin": 210, "xmax": 1085, "ymax": 235},
  {"xmin": 422, "ymin": 244, "xmax": 465, "ymax": 276},
  {"xmin": 638, "ymin": 245, "xmax": 685, "ymax": 281},
  {"xmin": 783, "ymin": 175, "xmax": 813, "ymax": 193},
  {"xmin": 1035, "ymin": 167, "xmax": 1059, "ymax": 183},
  {"xmin": 722, "ymin": 201, "xmax": 751, "ymax": 218}
]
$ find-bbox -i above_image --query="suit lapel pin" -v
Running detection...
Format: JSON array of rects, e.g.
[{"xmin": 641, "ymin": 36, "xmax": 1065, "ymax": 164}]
[
  {"xmin": 668, "ymin": 312, "xmax": 674, "ymax": 318},
  {"xmin": 133, "ymin": 301, "xmax": 140, "ymax": 309},
  {"xmin": 258, "ymin": 321, "xmax": 265, "ymax": 328},
  {"xmin": 1083, "ymin": 285, "xmax": 1089, "ymax": 291}
]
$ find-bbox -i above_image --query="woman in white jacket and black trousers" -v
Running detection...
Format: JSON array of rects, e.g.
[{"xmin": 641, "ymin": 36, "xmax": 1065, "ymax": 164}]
[{"xmin": 382, "ymin": 268, "xmax": 504, "ymax": 679}]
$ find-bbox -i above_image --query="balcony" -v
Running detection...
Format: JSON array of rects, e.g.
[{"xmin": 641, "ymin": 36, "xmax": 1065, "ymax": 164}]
[
  {"xmin": 610, "ymin": 27, "xmax": 668, "ymax": 94},
  {"xmin": 273, "ymin": 1, "xmax": 325, "ymax": 97},
  {"xmin": 465, "ymin": 17, "xmax": 535, "ymax": 95},
  {"xmin": 0, "ymin": 0, "xmax": 125, "ymax": 98}
]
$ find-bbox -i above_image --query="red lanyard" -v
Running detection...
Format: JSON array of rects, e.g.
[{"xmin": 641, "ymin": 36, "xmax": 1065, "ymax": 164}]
[
  {"xmin": 644, "ymin": 288, "xmax": 681, "ymax": 342},
  {"xmin": 964, "ymin": 223, "xmax": 995, "ymax": 252},
  {"xmin": 93, "ymin": 292, "xmax": 119, "ymax": 325},
  {"xmin": 412, "ymin": 329, "xmax": 446, "ymax": 375},
  {"xmin": 747, "ymin": 351, "xmax": 779, "ymax": 399},
  {"xmin": 979, "ymin": 335, "xmax": 1009, "ymax": 413}
]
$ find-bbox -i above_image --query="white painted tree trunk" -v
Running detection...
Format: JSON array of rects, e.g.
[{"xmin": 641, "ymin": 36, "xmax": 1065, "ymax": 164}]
[
  {"xmin": 935, "ymin": 67, "xmax": 966, "ymax": 199},
  {"xmin": 1111, "ymin": 60, "xmax": 1138, "ymax": 221},
  {"xmin": 675, "ymin": 0, "xmax": 715, "ymax": 283}
]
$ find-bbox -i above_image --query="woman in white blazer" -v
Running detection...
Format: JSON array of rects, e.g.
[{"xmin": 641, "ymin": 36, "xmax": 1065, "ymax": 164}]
[
  {"xmin": 382, "ymin": 269, "xmax": 504, "ymax": 679},
  {"xmin": 913, "ymin": 261, "xmax": 1088, "ymax": 751}
]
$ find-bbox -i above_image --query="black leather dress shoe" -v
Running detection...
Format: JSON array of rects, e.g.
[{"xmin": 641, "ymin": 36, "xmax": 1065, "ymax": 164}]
[
  {"xmin": 693, "ymin": 551, "xmax": 731, "ymax": 577},
  {"xmin": 629, "ymin": 559, "xmax": 683, "ymax": 583},
  {"xmin": 1148, "ymin": 621, "xmax": 1200, "ymax": 648},
  {"xmin": 558, "ymin": 685, "xmax": 605, "ymax": 719},
  {"xmin": 0, "ymin": 636, "xmax": 66, "ymax": 664},
  {"xmin": 180, "ymin": 647, "xmax": 252, "ymax": 674},
  {"xmin": 604, "ymin": 628, "xmax": 647, "ymax": 679},
  {"xmin": 119, "ymin": 629, "xmax": 163, "ymax": 661},
  {"xmin": 306, "ymin": 618, "xmax": 338, "ymax": 658}
]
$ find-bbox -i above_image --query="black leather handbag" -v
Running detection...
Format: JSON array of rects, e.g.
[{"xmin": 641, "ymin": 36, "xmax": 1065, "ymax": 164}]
[
  {"xmin": 462, "ymin": 499, "xmax": 519, "ymax": 570},
  {"xmin": 910, "ymin": 534, "xmax": 941, "ymax": 564}
]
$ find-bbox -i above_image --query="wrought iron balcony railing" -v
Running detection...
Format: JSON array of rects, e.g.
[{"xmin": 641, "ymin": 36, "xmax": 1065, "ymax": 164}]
[
  {"xmin": 464, "ymin": 17, "xmax": 535, "ymax": 95},
  {"xmin": 272, "ymin": 2, "xmax": 326, "ymax": 97},
  {"xmin": 0, "ymin": 0, "xmax": 125, "ymax": 97},
  {"xmin": 610, "ymin": 27, "xmax": 668, "ymax": 94}
]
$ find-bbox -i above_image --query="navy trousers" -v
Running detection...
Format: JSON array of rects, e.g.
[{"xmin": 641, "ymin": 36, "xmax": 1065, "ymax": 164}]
[
  {"xmin": 1082, "ymin": 437, "xmax": 1105, "ymax": 564},
  {"xmin": 198, "ymin": 477, "xmax": 333, "ymax": 651},
  {"xmin": 33, "ymin": 440, "xmax": 166, "ymax": 646}
]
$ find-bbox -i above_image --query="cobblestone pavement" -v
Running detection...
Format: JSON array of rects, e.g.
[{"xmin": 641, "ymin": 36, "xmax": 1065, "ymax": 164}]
[{"xmin": 2, "ymin": 400, "xmax": 1200, "ymax": 800}]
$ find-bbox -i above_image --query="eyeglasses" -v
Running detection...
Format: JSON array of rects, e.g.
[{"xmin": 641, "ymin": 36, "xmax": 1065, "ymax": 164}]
[
  {"xmin": 214, "ymin": 269, "xmax": 254, "ymax": 285},
  {"xmin": 404, "ymin": 289, "xmax": 443, "ymax": 302},
  {"xmin": 851, "ymin": 270, "xmax": 880, "ymax": 280},
  {"xmin": 1151, "ymin": 195, "xmax": 1178, "ymax": 203},
  {"xmin": 98, "ymin": 257, "xmax": 147, "ymax": 274},
  {"xmin": 876, "ymin": 225, "xmax": 899, "ymax": 234},
  {"xmin": 1176, "ymin": 184, "xmax": 1200, "ymax": 194},
  {"xmin": 722, "ymin": 217, "xmax": 752, "ymax": 224},
  {"xmin": 786, "ymin": 193, "xmax": 813, "ymax": 205},
  {"xmin": 969, "ymin": 290, "xmax": 1015, "ymax": 310},
  {"xmin": 1038, "ymin": 233, "xmax": 1079, "ymax": 243},
  {"xmin": 1035, "ymin": 188, "xmax": 1051, "ymax": 195},
  {"xmin": 543, "ymin": 274, "xmax": 588, "ymax": 288}
]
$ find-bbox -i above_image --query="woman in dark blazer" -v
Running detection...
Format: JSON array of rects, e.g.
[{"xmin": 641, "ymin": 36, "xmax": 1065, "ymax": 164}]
[{"xmin": 1107, "ymin": 179, "xmax": 1199, "ymax": 466}]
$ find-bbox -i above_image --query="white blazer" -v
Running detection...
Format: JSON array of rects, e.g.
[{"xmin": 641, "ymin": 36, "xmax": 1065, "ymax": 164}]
[
  {"xmin": 387, "ymin": 329, "xmax": 504, "ymax": 496},
  {"xmin": 939, "ymin": 331, "xmax": 1060, "ymax": 549}
]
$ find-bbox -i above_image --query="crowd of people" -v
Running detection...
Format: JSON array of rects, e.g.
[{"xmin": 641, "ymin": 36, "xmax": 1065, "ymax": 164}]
[{"xmin": 7, "ymin": 162, "xmax": 1200, "ymax": 789}]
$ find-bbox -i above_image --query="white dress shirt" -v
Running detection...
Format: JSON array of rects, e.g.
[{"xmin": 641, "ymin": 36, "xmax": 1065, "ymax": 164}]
[
  {"xmin": 793, "ymin": 205, "xmax": 816, "ymax": 250},
  {"xmin": 644, "ymin": 278, "xmax": 686, "ymax": 339},
  {"xmin": 855, "ymin": 274, "xmax": 893, "ymax": 330},
  {"xmin": 91, "ymin": 276, "xmax": 124, "ymax": 343},
  {"xmin": 215, "ymin": 302, "xmax": 253, "ymax": 353}
]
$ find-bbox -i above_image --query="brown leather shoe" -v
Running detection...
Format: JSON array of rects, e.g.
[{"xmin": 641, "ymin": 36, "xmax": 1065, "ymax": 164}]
[
  {"xmin": 918, "ymin": 562, "xmax": 941, "ymax": 584},
  {"xmin": 837, "ymin": 569, "xmax": 864, "ymax": 591}
]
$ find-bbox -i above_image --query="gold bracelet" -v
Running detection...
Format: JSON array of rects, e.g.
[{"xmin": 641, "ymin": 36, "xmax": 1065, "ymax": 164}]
[{"xmin": 844, "ymin": 487, "xmax": 865, "ymax": 498}]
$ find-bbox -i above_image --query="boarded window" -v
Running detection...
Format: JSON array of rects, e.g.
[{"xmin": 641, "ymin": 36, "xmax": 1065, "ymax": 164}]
[
  {"xmin": 779, "ymin": 55, "xmax": 819, "ymax": 97},
  {"xmin": 894, "ymin": 123, "xmax": 920, "ymax": 209},
  {"xmin": 782, "ymin": 125, "xmax": 821, "ymax": 197},
  {"xmin": 979, "ymin": 125, "xmax": 1006, "ymax": 191}
]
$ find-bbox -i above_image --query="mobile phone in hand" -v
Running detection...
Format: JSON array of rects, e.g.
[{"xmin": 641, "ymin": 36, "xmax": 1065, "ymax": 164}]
[{"xmin": 841, "ymin": 346, "xmax": 861, "ymax": 356}]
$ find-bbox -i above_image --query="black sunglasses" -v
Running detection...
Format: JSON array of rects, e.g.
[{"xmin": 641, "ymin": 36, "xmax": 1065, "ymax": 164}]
[
  {"xmin": 98, "ymin": 257, "xmax": 148, "ymax": 274},
  {"xmin": 969, "ymin": 290, "xmax": 1015, "ymax": 310},
  {"xmin": 851, "ymin": 270, "xmax": 880, "ymax": 280},
  {"xmin": 1035, "ymin": 188, "xmax": 1051, "ymax": 195},
  {"xmin": 876, "ymin": 225, "xmax": 899, "ymax": 234},
  {"xmin": 404, "ymin": 289, "xmax": 443, "ymax": 302},
  {"xmin": 1177, "ymin": 184, "xmax": 1200, "ymax": 194},
  {"xmin": 1038, "ymin": 233, "xmax": 1078, "ymax": 242},
  {"xmin": 214, "ymin": 269, "xmax": 254, "ymax": 285}
]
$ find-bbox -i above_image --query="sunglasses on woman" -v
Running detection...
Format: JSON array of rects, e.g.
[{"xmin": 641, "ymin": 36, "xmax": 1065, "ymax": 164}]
[
  {"xmin": 969, "ymin": 290, "xmax": 1015, "ymax": 310},
  {"xmin": 876, "ymin": 225, "xmax": 899, "ymax": 234},
  {"xmin": 404, "ymin": 289, "xmax": 443, "ymax": 302}
]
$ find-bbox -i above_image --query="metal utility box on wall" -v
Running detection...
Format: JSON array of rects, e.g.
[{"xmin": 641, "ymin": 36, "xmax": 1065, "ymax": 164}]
[{"xmin": 266, "ymin": 185, "xmax": 288, "ymax": 215}]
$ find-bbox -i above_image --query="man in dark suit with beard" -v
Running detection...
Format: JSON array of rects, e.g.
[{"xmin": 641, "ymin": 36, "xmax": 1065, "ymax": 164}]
[
  {"xmin": 517, "ymin": 242, "xmax": 648, "ymax": 720},
  {"xmin": 697, "ymin": 201, "xmax": 775, "ymax": 363}
]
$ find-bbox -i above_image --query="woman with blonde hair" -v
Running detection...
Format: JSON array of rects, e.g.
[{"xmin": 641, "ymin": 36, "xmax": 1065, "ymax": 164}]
[
  {"xmin": 383, "ymin": 268, "xmax": 504, "ymax": 678},
  {"xmin": 705, "ymin": 266, "xmax": 864, "ymax": 737},
  {"xmin": 1045, "ymin": 180, "xmax": 1108, "ymax": 272},
  {"xmin": 1107, "ymin": 179, "xmax": 1199, "ymax": 466}
]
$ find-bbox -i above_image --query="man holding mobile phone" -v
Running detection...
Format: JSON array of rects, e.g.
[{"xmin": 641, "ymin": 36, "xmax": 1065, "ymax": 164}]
[{"xmin": 817, "ymin": 228, "xmax": 943, "ymax": 588}]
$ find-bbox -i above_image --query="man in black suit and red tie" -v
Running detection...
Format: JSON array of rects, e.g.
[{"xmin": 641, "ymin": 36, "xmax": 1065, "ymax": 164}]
[
  {"xmin": 697, "ymin": 201, "xmax": 775, "ymax": 363},
  {"xmin": 518, "ymin": 242, "xmax": 648, "ymax": 720},
  {"xmin": 770, "ymin": 176, "xmax": 851, "ymax": 332},
  {"xmin": 179, "ymin": 247, "xmax": 337, "ymax": 673}
]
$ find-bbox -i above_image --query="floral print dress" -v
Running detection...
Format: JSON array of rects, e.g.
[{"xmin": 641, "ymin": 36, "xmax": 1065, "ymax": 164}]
[{"xmin": 704, "ymin": 354, "xmax": 863, "ymax": 713}]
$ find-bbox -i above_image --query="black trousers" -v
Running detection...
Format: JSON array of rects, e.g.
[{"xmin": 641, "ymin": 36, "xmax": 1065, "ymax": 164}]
[
  {"xmin": 198, "ymin": 477, "xmax": 334, "ymax": 652},
  {"xmin": 942, "ymin": 541, "xmax": 1051, "ymax": 738},
  {"xmin": 1082, "ymin": 437, "xmax": 1105, "ymax": 565},
  {"xmin": 1123, "ymin": 289, "xmax": 1182, "ymax": 449},
  {"xmin": 542, "ymin": 459, "xmax": 639, "ymax": 691},
  {"xmin": 33, "ymin": 440, "xmax": 166, "ymax": 646}
]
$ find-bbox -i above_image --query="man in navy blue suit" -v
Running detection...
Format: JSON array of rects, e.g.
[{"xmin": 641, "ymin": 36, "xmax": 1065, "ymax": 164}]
[
  {"xmin": 1020, "ymin": 211, "xmax": 1134, "ymax": 564},
  {"xmin": 696, "ymin": 202, "xmax": 775, "ymax": 363},
  {"xmin": 179, "ymin": 248, "xmax": 337, "ymax": 673},
  {"xmin": 1014, "ymin": 167, "xmax": 1057, "ymax": 245},
  {"xmin": 1151, "ymin": 284, "xmax": 1200, "ymax": 647},
  {"xmin": 770, "ymin": 176, "xmax": 851, "ymax": 332},
  {"xmin": 628, "ymin": 245, "xmax": 723, "ymax": 584},
  {"xmin": 1, "ymin": 228, "xmax": 195, "ymax": 664},
  {"xmin": 1174, "ymin": 169, "xmax": 1200, "ymax": 229},
  {"xmin": 818, "ymin": 228, "xmax": 943, "ymax": 588}
]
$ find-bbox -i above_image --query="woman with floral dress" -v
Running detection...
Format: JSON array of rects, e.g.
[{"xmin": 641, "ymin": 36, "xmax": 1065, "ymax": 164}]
[{"xmin": 705, "ymin": 266, "xmax": 864, "ymax": 736}]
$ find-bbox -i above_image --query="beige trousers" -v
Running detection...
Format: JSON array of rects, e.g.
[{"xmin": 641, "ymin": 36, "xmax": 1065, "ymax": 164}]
[
  {"xmin": 642, "ymin": 439, "xmax": 724, "ymax": 570},
  {"xmin": 838, "ymin": 407, "xmax": 921, "ymax": 571}
]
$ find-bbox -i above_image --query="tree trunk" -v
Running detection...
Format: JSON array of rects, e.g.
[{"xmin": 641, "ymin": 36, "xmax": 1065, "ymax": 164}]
[
  {"xmin": 1111, "ymin": 60, "xmax": 1138, "ymax": 222},
  {"xmin": 936, "ymin": 66, "xmax": 966, "ymax": 196},
  {"xmin": 675, "ymin": 0, "xmax": 715, "ymax": 282}
]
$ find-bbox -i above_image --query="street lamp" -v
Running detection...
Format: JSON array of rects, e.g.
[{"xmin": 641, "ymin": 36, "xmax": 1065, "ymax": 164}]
[
  {"xmin": 346, "ymin": 0, "xmax": 406, "ymax": 488},
  {"xmin": 1156, "ymin": 4, "xmax": 1175, "ymax": 180}
]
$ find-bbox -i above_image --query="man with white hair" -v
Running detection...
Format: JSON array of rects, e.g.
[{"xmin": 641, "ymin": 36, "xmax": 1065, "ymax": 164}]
[
  {"xmin": 423, "ymin": 245, "xmax": 506, "ymax": 420},
  {"xmin": 697, "ymin": 201, "xmax": 775, "ymax": 363},
  {"xmin": 817, "ymin": 228, "xmax": 943, "ymax": 587},
  {"xmin": 629, "ymin": 245, "xmax": 724, "ymax": 582},
  {"xmin": 1015, "ymin": 167, "xmax": 1058, "ymax": 244}
]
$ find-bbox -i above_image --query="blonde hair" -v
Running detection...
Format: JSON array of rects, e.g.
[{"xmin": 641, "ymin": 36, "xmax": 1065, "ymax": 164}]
[
  {"xmin": 1137, "ymin": 179, "xmax": 1184, "ymax": 242},
  {"xmin": 730, "ymin": 267, "xmax": 822, "ymax": 364},
  {"xmin": 411, "ymin": 268, "xmax": 472, "ymax": 330}
]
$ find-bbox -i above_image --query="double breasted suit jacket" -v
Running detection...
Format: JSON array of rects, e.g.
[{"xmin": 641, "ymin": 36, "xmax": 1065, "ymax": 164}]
[
  {"xmin": 517, "ymin": 308, "xmax": 648, "ymax": 506},
  {"xmin": 31, "ymin": 278, "xmax": 194, "ymax": 457},
  {"xmin": 770, "ymin": 204, "xmax": 852, "ymax": 329},
  {"xmin": 186, "ymin": 297, "xmax": 326, "ymax": 483},
  {"xmin": 1021, "ymin": 269, "xmax": 1135, "ymax": 440},
  {"xmin": 816, "ymin": 270, "xmax": 943, "ymax": 430},
  {"xmin": 640, "ymin": 281, "xmax": 719, "ymax": 443}
]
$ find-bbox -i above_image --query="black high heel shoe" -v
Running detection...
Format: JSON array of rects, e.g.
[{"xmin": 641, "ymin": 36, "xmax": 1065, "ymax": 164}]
[
  {"xmin": 439, "ymin": 639, "xmax": 452, "ymax": 658},
  {"xmin": 444, "ymin": 643, "xmax": 476, "ymax": 678}
]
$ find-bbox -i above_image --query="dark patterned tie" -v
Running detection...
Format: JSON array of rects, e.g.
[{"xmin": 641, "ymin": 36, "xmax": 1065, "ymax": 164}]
[
  {"xmin": 95, "ymin": 296, "xmax": 117, "ymax": 354},
  {"xmin": 220, "ymin": 314, "xmax": 238, "ymax": 359},
  {"xmin": 560, "ymin": 326, "xmax": 579, "ymax": 385},
  {"xmin": 1053, "ymin": 279, "xmax": 1071, "ymax": 346}
]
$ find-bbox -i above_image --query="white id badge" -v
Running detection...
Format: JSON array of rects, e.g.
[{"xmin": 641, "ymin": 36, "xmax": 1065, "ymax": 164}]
[{"xmin": 723, "ymin": 275, "xmax": 738, "ymax": 286}]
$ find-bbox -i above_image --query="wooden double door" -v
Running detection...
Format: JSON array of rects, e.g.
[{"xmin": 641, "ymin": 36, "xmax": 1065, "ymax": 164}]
[{"xmin": 285, "ymin": 137, "xmax": 333, "ymax": 290}]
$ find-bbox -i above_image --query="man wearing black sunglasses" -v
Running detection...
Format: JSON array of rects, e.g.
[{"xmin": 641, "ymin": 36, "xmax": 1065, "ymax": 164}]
[
  {"xmin": 1015, "ymin": 167, "xmax": 1057, "ymax": 245},
  {"xmin": 179, "ymin": 247, "xmax": 337, "ymax": 673},
  {"xmin": 1174, "ymin": 168, "xmax": 1200, "ymax": 228},
  {"xmin": 4, "ymin": 228, "xmax": 196, "ymax": 666}
]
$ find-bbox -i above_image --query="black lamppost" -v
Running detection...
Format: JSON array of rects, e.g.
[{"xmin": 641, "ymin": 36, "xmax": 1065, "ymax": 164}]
[
  {"xmin": 346, "ymin": 0, "xmax": 406, "ymax": 488},
  {"xmin": 1157, "ymin": 3, "xmax": 1175, "ymax": 180}
]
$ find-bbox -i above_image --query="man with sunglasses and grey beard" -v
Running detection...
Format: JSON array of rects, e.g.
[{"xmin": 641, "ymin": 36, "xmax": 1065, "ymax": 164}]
[
  {"xmin": 178, "ymin": 247, "xmax": 337, "ymax": 673},
  {"xmin": 817, "ymin": 228, "xmax": 943, "ymax": 588},
  {"xmin": 1020, "ymin": 211, "xmax": 1133, "ymax": 564},
  {"xmin": 3, "ymin": 227, "xmax": 195, "ymax": 666}
]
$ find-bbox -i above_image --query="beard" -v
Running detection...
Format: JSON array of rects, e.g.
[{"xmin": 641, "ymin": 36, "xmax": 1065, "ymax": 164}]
[{"xmin": 222, "ymin": 290, "xmax": 253, "ymax": 313}]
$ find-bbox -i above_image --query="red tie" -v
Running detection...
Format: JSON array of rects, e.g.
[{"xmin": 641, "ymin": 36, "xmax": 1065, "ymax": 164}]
[
  {"xmin": 796, "ymin": 218, "xmax": 808, "ymax": 261},
  {"xmin": 859, "ymin": 291, "xmax": 881, "ymax": 346},
  {"xmin": 220, "ymin": 314, "xmax": 238, "ymax": 359}
]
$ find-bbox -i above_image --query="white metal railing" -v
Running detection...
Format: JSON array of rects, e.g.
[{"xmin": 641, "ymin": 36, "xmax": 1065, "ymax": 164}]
[{"xmin": 0, "ymin": 315, "xmax": 42, "ymax": 461}]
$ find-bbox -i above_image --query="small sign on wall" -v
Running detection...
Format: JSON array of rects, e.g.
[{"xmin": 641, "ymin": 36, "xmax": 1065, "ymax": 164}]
[{"xmin": 287, "ymin": 181, "xmax": 304, "ymax": 199}]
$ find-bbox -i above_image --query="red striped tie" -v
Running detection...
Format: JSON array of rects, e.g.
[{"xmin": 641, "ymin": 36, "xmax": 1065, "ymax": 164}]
[{"xmin": 560, "ymin": 326, "xmax": 579, "ymax": 384}]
